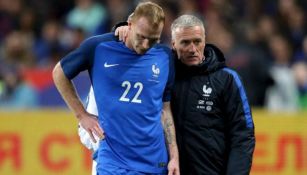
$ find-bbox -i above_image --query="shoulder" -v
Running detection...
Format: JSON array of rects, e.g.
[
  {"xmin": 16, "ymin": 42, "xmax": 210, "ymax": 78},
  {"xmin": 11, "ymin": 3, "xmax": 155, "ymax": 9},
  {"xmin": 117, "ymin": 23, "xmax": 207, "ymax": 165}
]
[
  {"xmin": 221, "ymin": 68, "xmax": 240, "ymax": 79},
  {"xmin": 152, "ymin": 43, "xmax": 172, "ymax": 54},
  {"xmin": 150, "ymin": 44, "xmax": 173, "ymax": 63},
  {"xmin": 220, "ymin": 68, "xmax": 245, "ymax": 88},
  {"xmin": 209, "ymin": 67, "xmax": 241, "ymax": 85},
  {"xmin": 80, "ymin": 32, "xmax": 117, "ymax": 48}
]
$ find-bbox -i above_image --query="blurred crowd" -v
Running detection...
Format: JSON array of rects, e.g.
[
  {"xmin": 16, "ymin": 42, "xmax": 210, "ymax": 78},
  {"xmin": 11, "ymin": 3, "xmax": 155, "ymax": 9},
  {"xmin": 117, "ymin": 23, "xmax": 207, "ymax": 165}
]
[{"xmin": 0, "ymin": 0, "xmax": 306, "ymax": 111}]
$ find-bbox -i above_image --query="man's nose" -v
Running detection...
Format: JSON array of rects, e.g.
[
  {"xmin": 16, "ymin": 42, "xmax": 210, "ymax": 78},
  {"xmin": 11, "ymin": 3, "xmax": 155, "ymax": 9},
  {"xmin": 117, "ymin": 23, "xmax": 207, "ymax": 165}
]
[{"xmin": 188, "ymin": 43, "xmax": 197, "ymax": 52}]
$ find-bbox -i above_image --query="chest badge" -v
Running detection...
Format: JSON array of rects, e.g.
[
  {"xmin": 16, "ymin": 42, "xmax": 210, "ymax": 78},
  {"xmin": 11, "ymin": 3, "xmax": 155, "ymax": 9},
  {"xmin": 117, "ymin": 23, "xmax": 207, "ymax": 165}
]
[
  {"xmin": 148, "ymin": 64, "xmax": 160, "ymax": 83},
  {"xmin": 197, "ymin": 84, "xmax": 214, "ymax": 111},
  {"xmin": 152, "ymin": 64, "xmax": 160, "ymax": 78},
  {"xmin": 203, "ymin": 85, "xmax": 212, "ymax": 97}
]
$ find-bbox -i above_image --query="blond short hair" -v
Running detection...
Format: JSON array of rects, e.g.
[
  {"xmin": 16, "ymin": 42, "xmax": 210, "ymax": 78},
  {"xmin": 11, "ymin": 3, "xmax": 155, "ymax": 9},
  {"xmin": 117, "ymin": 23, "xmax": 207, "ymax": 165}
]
[{"xmin": 130, "ymin": 1, "xmax": 165, "ymax": 28}]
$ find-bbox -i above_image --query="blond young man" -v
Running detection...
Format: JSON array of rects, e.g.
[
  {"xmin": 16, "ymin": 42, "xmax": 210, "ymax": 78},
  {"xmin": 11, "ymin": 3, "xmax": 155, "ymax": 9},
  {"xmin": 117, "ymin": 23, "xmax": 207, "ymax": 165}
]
[{"xmin": 53, "ymin": 2, "xmax": 179, "ymax": 175}]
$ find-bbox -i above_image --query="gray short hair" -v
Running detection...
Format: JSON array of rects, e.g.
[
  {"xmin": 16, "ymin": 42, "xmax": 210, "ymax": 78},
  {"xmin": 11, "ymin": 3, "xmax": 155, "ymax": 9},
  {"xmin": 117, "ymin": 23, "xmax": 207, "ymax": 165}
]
[{"xmin": 171, "ymin": 15, "xmax": 204, "ymax": 39}]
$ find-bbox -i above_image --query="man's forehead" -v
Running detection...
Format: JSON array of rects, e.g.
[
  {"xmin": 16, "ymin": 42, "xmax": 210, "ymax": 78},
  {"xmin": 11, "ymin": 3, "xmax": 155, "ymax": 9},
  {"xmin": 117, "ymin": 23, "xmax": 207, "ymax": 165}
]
[
  {"xmin": 175, "ymin": 26, "xmax": 204, "ymax": 37},
  {"xmin": 133, "ymin": 18, "xmax": 163, "ymax": 38},
  {"xmin": 134, "ymin": 26, "xmax": 161, "ymax": 39},
  {"xmin": 133, "ymin": 16, "xmax": 163, "ymax": 29},
  {"xmin": 175, "ymin": 25, "xmax": 204, "ymax": 34},
  {"xmin": 134, "ymin": 17, "xmax": 150, "ymax": 26},
  {"xmin": 137, "ymin": 33, "xmax": 160, "ymax": 40}
]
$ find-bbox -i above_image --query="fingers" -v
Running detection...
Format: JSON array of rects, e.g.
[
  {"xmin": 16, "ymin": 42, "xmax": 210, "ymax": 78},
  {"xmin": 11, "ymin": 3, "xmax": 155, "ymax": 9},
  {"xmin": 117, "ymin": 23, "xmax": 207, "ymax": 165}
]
[
  {"xmin": 115, "ymin": 28, "xmax": 123, "ymax": 41},
  {"xmin": 115, "ymin": 27, "xmax": 127, "ymax": 41},
  {"xmin": 115, "ymin": 28, "xmax": 119, "ymax": 36},
  {"xmin": 84, "ymin": 123, "xmax": 105, "ymax": 143},
  {"xmin": 168, "ymin": 167, "xmax": 173, "ymax": 175},
  {"xmin": 88, "ymin": 128, "xmax": 104, "ymax": 143},
  {"xmin": 88, "ymin": 123, "xmax": 105, "ymax": 141},
  {"xmin": 119, "ymin": 29, "xmax": 124, "ymax": 41},
  {"xmin": 88, "ymin": 129, "xmax": 97, "ymax": 143},
  {"xmin": 168, "ymin": 169, "xmax": 179, "ymax": 175},
  {"xmin": 80, "ymin": 114, "xmax": 105, "ymax": 143},
  {"xmin": 93, "ymin": 125, "xmax": 105, "ymax": 140},
  {"xmin": 168, "ymin": 160, "xmax": 180, "ymax": 175}
]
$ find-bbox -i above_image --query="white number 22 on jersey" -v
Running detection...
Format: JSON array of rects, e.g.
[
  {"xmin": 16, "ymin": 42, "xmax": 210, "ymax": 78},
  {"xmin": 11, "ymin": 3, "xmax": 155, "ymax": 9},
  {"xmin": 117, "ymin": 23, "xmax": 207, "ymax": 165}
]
[{"xmin": 119, "ymin": 81, "xmax": 143, "ymax": 103}]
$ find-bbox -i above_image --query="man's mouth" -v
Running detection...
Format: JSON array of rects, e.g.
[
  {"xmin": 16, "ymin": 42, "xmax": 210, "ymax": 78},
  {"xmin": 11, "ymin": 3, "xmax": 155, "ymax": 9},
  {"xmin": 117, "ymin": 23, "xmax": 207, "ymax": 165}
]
[{"xmin": 188, "ymin": 55, "xmax": 198, "ymax": 59}]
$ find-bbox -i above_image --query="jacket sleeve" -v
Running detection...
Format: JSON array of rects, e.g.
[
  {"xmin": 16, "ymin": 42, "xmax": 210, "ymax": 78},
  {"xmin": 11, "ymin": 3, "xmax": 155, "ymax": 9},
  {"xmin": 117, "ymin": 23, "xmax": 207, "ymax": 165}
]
[{"xmin": 223, "ymin": 68, "xmax": 255, "ymax": 175}]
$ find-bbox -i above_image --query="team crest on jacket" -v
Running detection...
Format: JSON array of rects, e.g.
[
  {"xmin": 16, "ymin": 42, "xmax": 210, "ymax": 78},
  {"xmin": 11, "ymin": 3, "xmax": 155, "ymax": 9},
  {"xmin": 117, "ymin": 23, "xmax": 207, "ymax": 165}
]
[
  {"xmin": 203, "ymin": 85, "xmax": 212, "ymax": 97},
  {"xmin": 197, "ymin": 84, "xmax": 214, "ymax": 111}
]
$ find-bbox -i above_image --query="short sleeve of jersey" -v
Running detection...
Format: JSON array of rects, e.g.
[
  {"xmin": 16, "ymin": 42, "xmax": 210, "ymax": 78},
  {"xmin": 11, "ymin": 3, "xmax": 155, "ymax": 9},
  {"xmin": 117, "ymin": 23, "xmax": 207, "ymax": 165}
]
[
  {"xmin": 60, "ymin": 33, "xmax": 116, "ymax": 80},
  {"xmin": 162, "ymin": 47, "xmax": 175, "ymax": 102}
]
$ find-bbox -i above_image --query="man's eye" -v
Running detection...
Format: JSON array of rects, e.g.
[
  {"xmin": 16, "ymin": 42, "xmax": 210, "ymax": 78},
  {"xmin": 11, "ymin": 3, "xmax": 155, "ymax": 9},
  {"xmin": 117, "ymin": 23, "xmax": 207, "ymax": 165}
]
[
  {"xmin": 181, "ymin": 40, "xmax": 189, "ymax": 45},
  {"xmin": 137, "ymin": 35, "xmax": 145, "ymax": 40},
  {"xmin": 194, "ymin": 40, "xmax": 201, "ymax": 44},
  {"xmin": 194, "ymin": 41, "xmax": 200, "ymax": 45}
]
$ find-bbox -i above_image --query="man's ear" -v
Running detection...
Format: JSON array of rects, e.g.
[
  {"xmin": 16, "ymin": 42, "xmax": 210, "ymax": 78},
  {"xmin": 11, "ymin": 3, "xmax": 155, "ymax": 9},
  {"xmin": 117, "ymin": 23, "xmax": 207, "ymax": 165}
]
[
  {"xmin": 128, "ymin": 21, "xmax": 132, "ymax": 29},
  {"xmin": 171, "ymin": 41, "xmax": 176, "ymax": 50}
]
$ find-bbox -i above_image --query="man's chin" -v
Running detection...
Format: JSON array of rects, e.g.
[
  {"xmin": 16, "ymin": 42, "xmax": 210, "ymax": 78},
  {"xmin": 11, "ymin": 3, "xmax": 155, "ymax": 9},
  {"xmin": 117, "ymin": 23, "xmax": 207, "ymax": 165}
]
[
  {"xmin": 185, "ymin": 60, "xmax": 200, "ymax": 66},
  {"xmin": 136, "ymin": 50, "xmax": 147, "ymax": 54}
]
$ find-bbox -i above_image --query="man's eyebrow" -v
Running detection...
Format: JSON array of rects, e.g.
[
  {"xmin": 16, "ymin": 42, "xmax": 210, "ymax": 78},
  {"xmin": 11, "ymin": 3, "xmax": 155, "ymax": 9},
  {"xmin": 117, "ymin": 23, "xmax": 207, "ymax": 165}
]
[
  {"xmin": 180, "ymin": 39, "xmax": 190, "ymax": 43},
  {"xmin": 137, "ymin": 33, "xmax": 159, "ymax": 40}
]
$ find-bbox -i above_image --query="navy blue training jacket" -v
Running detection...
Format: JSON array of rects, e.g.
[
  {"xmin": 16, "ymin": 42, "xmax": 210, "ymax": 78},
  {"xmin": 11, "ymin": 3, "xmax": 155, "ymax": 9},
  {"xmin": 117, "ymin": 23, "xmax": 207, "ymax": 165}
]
[{"xmin": 171, "ymin": 44, "xmax": 255, "ymax": 175}]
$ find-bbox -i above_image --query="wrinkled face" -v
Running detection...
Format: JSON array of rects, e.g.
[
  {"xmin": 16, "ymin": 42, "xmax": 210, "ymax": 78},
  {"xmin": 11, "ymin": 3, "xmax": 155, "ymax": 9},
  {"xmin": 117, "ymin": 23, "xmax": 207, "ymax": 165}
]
[
  {"xmin": 172, "ymin": 26, "xmax": 206, "ymax": 66},
  {"xmin": 127, "ymin": 17, "xmax": 163, "ymax": 54}
]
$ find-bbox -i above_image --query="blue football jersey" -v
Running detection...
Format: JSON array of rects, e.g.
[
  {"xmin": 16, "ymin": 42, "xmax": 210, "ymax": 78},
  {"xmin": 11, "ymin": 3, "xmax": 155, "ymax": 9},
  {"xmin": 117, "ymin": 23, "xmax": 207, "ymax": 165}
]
[{"xmin": 60, "ymin": 33, "xmax": 174, "ymax": 173}]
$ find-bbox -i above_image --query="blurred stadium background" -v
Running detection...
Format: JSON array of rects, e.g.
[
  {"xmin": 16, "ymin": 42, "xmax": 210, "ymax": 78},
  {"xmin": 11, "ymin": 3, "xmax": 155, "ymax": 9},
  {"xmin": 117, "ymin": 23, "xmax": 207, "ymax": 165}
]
[{"xmin": 0, "ymin": 0, "xmax": 306, "ymax": 174}]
